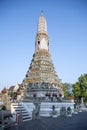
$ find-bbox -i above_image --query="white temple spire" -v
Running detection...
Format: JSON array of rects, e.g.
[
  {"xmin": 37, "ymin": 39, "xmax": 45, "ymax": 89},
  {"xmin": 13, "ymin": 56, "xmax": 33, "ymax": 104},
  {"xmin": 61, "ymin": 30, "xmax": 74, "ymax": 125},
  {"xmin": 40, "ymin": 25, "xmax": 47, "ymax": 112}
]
[
  {"xmin": 36, "ymin": 14, "xmax": 49, "ymax": 52},
  {"xmin": 37, "ymin": 12, "xmax": 48, "ymax": 34}
]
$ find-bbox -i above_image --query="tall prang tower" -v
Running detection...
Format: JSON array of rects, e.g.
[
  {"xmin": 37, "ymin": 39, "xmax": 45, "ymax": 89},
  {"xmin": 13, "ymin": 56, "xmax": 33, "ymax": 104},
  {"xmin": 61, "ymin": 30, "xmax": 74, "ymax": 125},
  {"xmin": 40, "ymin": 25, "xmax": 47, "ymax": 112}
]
[{"xmin": 22, "ymin": 14, "xmax": 63, "ymax": 99}]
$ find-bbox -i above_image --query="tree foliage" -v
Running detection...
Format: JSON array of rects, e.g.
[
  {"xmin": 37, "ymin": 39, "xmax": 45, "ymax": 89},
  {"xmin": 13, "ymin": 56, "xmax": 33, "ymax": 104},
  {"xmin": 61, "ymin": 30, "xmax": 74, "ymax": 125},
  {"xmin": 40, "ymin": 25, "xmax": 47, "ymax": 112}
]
[
  {"xmin": 1, "ymin": 105, "xmax": 6, "ymax": 110},
  {"xmin": 73, "ymin": 74, "xmax": 87, "ymax": 102},
  {"xmin": 62, "ymin": 83, "xmax": 73, "ymax": 98},
  {"xmin": 9, "ymin": 92, "xmax": 17, "ymax": 99}
]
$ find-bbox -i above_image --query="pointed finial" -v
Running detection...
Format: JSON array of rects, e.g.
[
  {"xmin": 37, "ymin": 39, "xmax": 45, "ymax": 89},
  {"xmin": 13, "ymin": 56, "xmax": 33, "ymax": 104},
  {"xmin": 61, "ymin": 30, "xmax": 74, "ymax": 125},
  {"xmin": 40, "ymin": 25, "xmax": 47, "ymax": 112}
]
[
  {"xmin": 41, "ymin": 10, "xmax": 44, "ymax": 16},
  {"xmin": 38, "ymin": 11, "xmax": 47, "ymax": 34}
]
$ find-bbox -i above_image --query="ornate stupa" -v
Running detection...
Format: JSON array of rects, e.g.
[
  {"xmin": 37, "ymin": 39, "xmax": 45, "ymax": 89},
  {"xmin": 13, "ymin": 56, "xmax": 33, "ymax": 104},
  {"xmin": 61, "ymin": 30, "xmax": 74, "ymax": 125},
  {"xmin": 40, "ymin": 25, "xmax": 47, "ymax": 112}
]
[{"xmin": 22, "ymin": 13, "xmax": 63, "ymax": 100}]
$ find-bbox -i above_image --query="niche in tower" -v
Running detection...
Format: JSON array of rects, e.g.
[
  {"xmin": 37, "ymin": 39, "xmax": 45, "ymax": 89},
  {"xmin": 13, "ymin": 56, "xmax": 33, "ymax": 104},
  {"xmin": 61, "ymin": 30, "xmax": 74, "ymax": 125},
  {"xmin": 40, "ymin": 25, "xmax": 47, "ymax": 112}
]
[{"xmin": 38, "ymin": 41, "xmax": 40, "ymax": 44}]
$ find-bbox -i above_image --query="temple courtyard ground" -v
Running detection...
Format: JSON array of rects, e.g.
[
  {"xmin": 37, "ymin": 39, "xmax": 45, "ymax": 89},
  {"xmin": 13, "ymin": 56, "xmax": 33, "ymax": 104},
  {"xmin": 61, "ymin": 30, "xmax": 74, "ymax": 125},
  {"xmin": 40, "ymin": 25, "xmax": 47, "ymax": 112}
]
[{"xmin": 7, "ymin": 111, "xmax": 87, "ymax": 130}]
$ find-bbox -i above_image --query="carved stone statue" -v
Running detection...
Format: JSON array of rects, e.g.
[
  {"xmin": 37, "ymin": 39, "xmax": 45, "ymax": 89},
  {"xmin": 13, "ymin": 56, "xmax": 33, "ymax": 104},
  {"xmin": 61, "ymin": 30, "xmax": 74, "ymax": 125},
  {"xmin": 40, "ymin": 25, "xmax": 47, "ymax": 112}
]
[
  {"xmin": 60, "ymin": 107, "xmax": 66, "ymax": 117},
  {"xmin": 67, "ymin": 107, "xmax": 72, "ymax": 116},
  {"xmin": 32, "ymin": 98, "xmax": 41, "ymax": 119},
  {"xmin": 81, "ymin": 97, "xmax": 86, "ymax": 108},
  {"xmin": 50, "ymin": 105, "xmax": 57, "ymax": 117}
]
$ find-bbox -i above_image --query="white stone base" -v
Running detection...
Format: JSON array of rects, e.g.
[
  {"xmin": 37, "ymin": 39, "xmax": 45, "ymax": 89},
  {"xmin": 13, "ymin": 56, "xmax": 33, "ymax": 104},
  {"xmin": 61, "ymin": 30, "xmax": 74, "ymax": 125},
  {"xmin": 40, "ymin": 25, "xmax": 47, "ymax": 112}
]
[
  {"xmin": 51, "ymin": 115, "xmax": 58, "ymax": 118},
  {"xmin": 11, "ymin": 102, "xmax": 74, "ymax": 119},
  {"xmin": 67, "ymin": 114, "xmax": 72, "ymax": 117}
]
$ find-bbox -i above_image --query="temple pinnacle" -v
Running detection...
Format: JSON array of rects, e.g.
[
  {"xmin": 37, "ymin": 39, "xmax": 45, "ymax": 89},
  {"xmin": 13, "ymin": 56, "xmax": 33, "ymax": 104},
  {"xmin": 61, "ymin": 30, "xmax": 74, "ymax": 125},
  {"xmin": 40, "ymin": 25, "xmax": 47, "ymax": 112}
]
[{"xmin": 37, "ymin": 13, "xmax": 47, "ymax": 34}]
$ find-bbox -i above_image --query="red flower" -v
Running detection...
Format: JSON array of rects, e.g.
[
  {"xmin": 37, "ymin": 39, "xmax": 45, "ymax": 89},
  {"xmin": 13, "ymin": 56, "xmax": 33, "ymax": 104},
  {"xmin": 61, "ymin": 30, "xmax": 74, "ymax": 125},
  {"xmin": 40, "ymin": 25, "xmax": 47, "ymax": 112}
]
[
  {"xmin": 17, "ymin": 91, "xmax": 21, "ymax": 95},
  {"xmin": 59, "ymin": 93, "xmax": 62, "ymax": 97},
  {"xmin": 45, "ymin": 93, "xmax": 48, "ymax": 96},
  {"xmin": 2, "ymin": 88, "xmax": 7, "ymax": 94},
  {"xmin": 45, "ymin": 93, "xmax": 50, "ymax": 97},
  {"xmin": 48, "ymin": 93, "xmax": 50, "ymax": 97},
  {"xmin": 52, "ymin": 93, "xmax": 57, "ymax": 97},
  {"xmin": 33, "ymin": 93, "xmax": 37, "ymax": 97}
]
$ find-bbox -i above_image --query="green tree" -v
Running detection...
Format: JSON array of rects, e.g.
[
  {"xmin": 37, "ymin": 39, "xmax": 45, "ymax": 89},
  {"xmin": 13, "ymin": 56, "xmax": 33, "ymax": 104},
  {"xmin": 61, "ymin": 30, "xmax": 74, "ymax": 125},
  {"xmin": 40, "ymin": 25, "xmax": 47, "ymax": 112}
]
[
  {"xmin": 1, "ymin": 105, "xmax": 6, "ymax": 110},
  {"xmin": 73, "ymin": 82, "xmax": 81, "ymax": 99},
  {"xmin": 62, "ymin": 83, "xmax": 73, "ymax": 98},
  {"xmin": 73, "ymin": 74, "xmax": 87, "ymax": 103}
]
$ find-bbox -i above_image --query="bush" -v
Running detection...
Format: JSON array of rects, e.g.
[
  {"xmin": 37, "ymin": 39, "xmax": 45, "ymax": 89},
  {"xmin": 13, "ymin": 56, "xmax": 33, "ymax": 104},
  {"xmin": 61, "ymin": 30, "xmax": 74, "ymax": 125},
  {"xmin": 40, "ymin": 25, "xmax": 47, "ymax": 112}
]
[{"xmin": 1, "ymin": 105, "xmax": 6, "ymax": 110}]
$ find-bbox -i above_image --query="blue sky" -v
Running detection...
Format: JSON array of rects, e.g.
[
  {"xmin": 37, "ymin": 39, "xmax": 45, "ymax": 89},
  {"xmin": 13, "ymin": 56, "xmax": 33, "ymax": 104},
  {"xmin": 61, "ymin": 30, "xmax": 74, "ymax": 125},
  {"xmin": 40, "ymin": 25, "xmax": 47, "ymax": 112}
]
[{"xmin": 0, "ymin": 0, "xmax": 87, "ymax": 91}]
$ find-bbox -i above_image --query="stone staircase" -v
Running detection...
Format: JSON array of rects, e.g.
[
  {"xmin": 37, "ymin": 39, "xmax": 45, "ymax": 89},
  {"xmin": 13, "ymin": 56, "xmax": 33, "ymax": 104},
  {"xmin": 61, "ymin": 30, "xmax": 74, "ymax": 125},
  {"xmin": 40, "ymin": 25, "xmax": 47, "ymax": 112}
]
[{"xmin": 11, "ymin": 103, "xmax": 32, "ymax": 122}]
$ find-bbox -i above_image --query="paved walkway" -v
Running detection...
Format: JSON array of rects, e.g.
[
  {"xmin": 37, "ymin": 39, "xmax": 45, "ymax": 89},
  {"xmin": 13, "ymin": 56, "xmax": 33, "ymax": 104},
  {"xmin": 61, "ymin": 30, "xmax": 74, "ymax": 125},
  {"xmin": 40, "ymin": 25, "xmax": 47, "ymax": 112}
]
[{"xmin": 7, "ymin": 111, "xmax": 87, "ymax": 130}]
